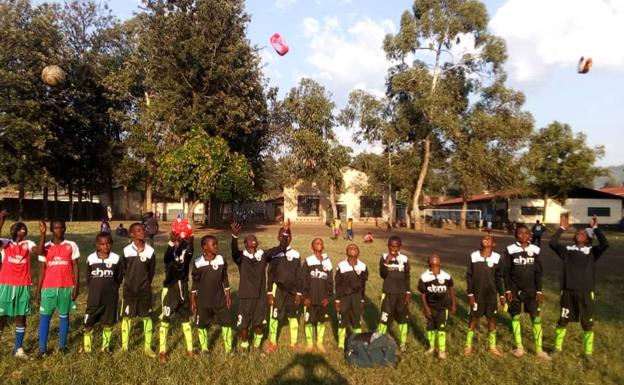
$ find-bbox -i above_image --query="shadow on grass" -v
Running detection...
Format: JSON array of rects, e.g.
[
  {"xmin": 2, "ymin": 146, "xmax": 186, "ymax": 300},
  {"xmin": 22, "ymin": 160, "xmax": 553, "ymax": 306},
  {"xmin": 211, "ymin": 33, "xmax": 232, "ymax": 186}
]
[{"xmin": 267, "ymin": 353, "xmax": 348, "ymax": 385}]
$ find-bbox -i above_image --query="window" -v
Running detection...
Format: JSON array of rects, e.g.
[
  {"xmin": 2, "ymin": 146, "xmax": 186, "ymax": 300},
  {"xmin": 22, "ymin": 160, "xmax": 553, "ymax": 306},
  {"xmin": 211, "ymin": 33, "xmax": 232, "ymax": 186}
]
[
  {"xmin": 360, "ymin": 196, "xmax": 382, "ymax": 218},
  {"xmin": 297, "ymin": 195, "xmax": 320, "ymax": 217},
  {"xmin": 588, "ymin": 207, "xmax": 610, "ymax": 217},
  {"xmin": 521, "ymin": 206, "xmax": 544, "ymax": 216}
]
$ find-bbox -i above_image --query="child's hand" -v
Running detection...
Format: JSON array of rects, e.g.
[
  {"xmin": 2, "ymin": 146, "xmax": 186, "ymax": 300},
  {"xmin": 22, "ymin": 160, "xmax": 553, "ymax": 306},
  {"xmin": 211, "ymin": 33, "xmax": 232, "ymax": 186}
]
[
  {"xmin": 39, "ymin": 220, "xmax": 47, "ymax": 234},
  {"xmin": 191, "ymin": 293, "xmax": 197, "ymax": 316},
  {"xmin": 267, "ymin": 293, "xmax": 274, "ymax": 306},
  {"xmin": 321, "ymin": 298, "xmax": 329, "ymax": 307},
  {"xmin": 590, "ymin": 215, "xmax": 598, "ymax": 228},
  {"xmin": 303, "ymin": 298, "xmax": 311, "ymax": 307},
  {"xmin": 225, "ymin": 290, "xmax": 232, "ymax": 309},
  {"xmin": 499, "ymin": 296, "xmax": 506, "ymax": 308},
  {"xmin": 283, "ymin": 218, "xmax": 291, "ymax": 231},
  {"xmin": 295, "ymin": 293, "xmax": 302, "ymax": 305},
  {"xmin": 423, "ymin": 306, "xmax": 432, "ymax": 319},
  {"xmin": 450, "ymin": 302, "xmax": 456, "ymax": 315},
  {"xmin": 505, "ymin": 292, "xmax": 513, "ymax": 304},
  {"xmin": 0, "ymin": 209, "xmax": 8, "ymax": 220},
  {"xmin": 34, "ymin": 289, "xmax": 41, "ymax": 307},
  {"xmin": 560, "ymin": 213, "xmax": 569, "ymax": 230},
  {"xmin": 72, "ymin": 286, "xmax": 79, "ymax": 301},
  {"xmin": 536, "ymin": 292, "xmax": 543, "ymax": 305},
  {"xmin": 468, "ymin": 295, "xmax": 476, "ymax": 308},
  {"xmin": 403, "ymin": 293, "xmax": 411, "ymax": 306},
  {"xmin": 335, "ymin": 300, "xmax": 341, "ymax": 311},
  {"xmin": 360, "ymin": 299, "xmax": 365, "ymax": 309},
  {"xmin": 230, "ymin": 222, "xmax": 242, "ymax": 236}
]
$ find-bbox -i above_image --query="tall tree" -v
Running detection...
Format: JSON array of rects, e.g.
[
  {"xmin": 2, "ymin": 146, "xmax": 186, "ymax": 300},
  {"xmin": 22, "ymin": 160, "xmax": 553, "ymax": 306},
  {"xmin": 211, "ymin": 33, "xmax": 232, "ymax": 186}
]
[
  {"xmin": 526, "ymin": 121, "xmax": 606, "ymax": 222},
  {"xmin": 383, "ymin": 0, "xmax": 507, "ymax": 229}
]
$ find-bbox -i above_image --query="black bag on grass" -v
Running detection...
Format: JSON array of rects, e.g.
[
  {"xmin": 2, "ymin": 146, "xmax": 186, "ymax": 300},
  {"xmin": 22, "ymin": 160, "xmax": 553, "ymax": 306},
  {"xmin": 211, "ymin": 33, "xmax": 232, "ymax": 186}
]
[{"xmin": 345, "ymin": 332, "xmax": 397, "ymax": 368}]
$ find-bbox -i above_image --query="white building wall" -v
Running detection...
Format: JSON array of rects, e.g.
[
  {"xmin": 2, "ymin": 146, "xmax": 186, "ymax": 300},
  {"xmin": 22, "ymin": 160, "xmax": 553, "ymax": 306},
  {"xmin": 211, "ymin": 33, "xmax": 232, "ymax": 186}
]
[{"xmin": 509, "ymin": 198, "xmax": 622, "ymax": 224}]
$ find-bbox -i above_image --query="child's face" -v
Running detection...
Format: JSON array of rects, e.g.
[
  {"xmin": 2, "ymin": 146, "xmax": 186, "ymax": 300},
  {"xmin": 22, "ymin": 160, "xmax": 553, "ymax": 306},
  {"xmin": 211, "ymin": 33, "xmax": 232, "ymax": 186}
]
[
  {"xmin": 388, "ymin": 240, "xmax": 401, "ymax": 256},
  {"xmin": 203, "ymin": 238, "xmax": 218, "ymax": 255},
  {"xmin": 575, "ymin": 229, "xmax": 590, "ymax": 246},
  {"xmin": 515, "ymin": 227, "xmax": 530, "ymax": 244},
  {"xmin": 244, "ymin": 235, "xmax": 258, "ymax": 249},
  {"xmin": 96, "ymin": 237, "xmax": 112, "ymax": 255},
  {"xmin": 51, "ymin": 222, "xmax": 66, "ymax": 239},
  {"xmin": 428, "ymin": 255, "xmax": 441, "ymax": 272},
  {"xmin": 311, "ymin": 238, "xmax": 324, "ymax": 253},
  {"xmin": 481, "ymin": 235, "xmax": 495, "ymax": 248},
  {"xmin": 11, "ymin": 223, "xmax": 27, "ymax": 241},
  {"xmin": 346, "ymin": 245, "xmax": 359, "ymax": 259},
  {"xmin": 131, "ymin": 225, "xmax": 145, "ymax": 241}
]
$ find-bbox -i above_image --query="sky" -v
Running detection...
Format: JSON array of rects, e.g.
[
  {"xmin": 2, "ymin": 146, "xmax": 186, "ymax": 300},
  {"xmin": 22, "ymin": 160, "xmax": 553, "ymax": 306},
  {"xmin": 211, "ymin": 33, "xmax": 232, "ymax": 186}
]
[{"xmin": 42, "ymin": 0, "xmax": 624, "ymax": 166}]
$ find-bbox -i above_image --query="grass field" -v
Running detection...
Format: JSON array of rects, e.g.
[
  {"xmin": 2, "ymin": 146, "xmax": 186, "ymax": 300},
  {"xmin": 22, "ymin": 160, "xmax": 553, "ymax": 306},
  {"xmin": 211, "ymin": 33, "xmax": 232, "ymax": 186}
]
[{"xmin": 0, "ymin": 221, "xmax": 623, "ymax": 385}]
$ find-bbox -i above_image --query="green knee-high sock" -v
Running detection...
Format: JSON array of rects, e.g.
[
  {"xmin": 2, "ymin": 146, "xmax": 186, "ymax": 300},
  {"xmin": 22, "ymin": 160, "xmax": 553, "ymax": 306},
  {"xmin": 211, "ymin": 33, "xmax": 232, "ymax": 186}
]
[
  {"xmin": 465, "ymin": 329, "xmax": 475, "ymax": 348},
  {"xmin": 532, "ymin": 317, "xmax": 543, "ymax": 353},
  {"xmin": 316, "ymin": 323, "xmax": 326, "ymax": 345},
  {"xmin": 377, "ymin": 323, "xmax": 387, "ymax": 334},
  {"xmin": 102, "ymin": 327, "xmax": 113, "ymax": 351},
  {"xmin": 353, "ymin": 327, "xmax": 362, "ymax": 334},
  {"xmin": 488, "ymin": 330, "xmax": 497, "ymax": 349},
  {"xmin": 437, "ymin": 331, "xmax": 446, "ymax": 352},
  {"xmin": 182, "ymin": 322, "xmax": 193, "ymax": 352},
  {"xmin": 222, "ymin": 326, "xmax": 232, "ymax": 353},
  {"xmin": 554, "ymin": 327, "xmax": 567, "ymax": 352},
  {"xmin": 159, "ymin": 322, "xmax": 169, "ymax": 353},
  {"xmin": 143, "ymin": 318, "xmax": 153, "ymax": 351},
  {"xmin": 398, "ymin": 323, "xmax": 408, "ymax": 347},
  {"xmin": 197, "ymin": 328, "xmax": 208, "ymax": 351},
  {"xmin": 426, "ymin": 330, "xmax": 435, "ymax": 349},
  {"xmin": 338, "ymin": 327, "xmax": 346, "ymax": 349},
  {"xmin": 305, "ymin": 324, "xmax": 314, "ymax": 347},
  {"xmin": 269, "ymin": 317, "xmax": 279, "ymax": 344},
  {"xmin": 288, "ymin": 317, "xmax": 298, "ymax": 346},
  {"xmin": 583, "ymin": 331, "xmax": 594, "ymax": 356},
  {"xmin": 512, "ymin": 315, "xmax": 523, "ymax": 349},
  {"xmin": 121, "ymin": 318, "xmax": 131, "ymax": 351},
  {"xmin": 84, "ymin": 329, "xmax": 93, "ymax": 353},
  {"xmin": 253, "ymin": 330, "xmax": 264, "ymax": 348}
]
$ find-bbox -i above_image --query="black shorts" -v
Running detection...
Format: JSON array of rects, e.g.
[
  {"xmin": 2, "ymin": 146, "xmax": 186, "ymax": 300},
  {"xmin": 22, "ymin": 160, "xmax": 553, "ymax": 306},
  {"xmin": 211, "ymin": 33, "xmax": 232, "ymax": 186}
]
[
  {"xmin": 558, "ymin": 290, "xmax": 594, "ymax": 327},
  {"xmin": 426, "ymin": 307, "xmax": 449, "ymax": 330},
  {"xmin": 304, "ymin": 305, "xmax": 328, "ymax": 325},
  {"xmin": 271, "ymin": 287, "xmax": 299, "ymax": 320},
  {"xmin": 237, "ymin": 298, "xmax": 267, "ymax": 329},
  {"xmin": 162, "ymin": 282, "xmax": 191, "ymax": 322},
  {"xmin": 470, "ymin": 302, "xmax": 497, "ymax": 319},
  {"xmin": 379, "ymin": 293, "xmax": 409, "ymax": 325},
  {"xmin": 508, "ymin": 290, "xmax": 539, "ymax": 318},
  {"xmin": 196, "ymin": 307, "xmax": 230, "ymax": 328},
  {"xmin": 121, "ymin": 296, "xmax": 152, "ymax": 318},
  {"xmin": 85, "ymin": 303, "xmax": 118, "ymax": 327},
  {"xmin": 337, "ymin": 292, "xmax": 364, "ymax": 328}
]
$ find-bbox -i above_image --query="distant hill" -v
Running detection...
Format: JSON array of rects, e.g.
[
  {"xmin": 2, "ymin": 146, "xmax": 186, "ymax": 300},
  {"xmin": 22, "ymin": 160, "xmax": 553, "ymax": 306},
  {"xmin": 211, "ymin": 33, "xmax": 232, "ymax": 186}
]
[{"xmin": 594, "ymin": 164, "xmax": 624, "ymax": 188}]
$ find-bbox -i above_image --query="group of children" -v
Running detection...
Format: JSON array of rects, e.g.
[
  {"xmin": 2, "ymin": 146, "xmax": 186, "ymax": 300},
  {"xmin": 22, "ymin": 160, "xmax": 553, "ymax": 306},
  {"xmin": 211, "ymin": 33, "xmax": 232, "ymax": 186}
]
[{"xmin": 0, "ymin": 211, "xmax": 609, "ymax": 365}]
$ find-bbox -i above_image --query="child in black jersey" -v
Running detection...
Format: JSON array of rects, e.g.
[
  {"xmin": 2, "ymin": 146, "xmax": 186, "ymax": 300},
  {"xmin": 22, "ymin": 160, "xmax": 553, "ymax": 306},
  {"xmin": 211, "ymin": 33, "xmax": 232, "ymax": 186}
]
[
  {"xmin": 231, "ymin": 220, "xmax": 290, "ymax": 350},
  {"xmin": 335, "ymin": 244, "xmax": 368, "ymax": 350},
  {"xmin": 158, "ymin": 232, "xmax": 195, "ymax": 362},
  {"xmin": 377, "ymin": 236, "xmax": 411, "ymax": 352},
  {"xmin": 299, "ymin": 238, "xmax": 333, "ymax": 353},
  {"xmin": 121, "ymin": 223, "xmax": 157, "ymax": 357},
  {"xmin": 503, "ymin": 224, "xmax": 549, "ymax": 360},
  {"xmin": 83, "ymin": 233, "xmax": 122, "ymax": 353},
  {"xmin": 550, "ymin": 215, "xmax": 608, "ymax": 363},
  {"xmin": 191, "ymin": 235, "xmax": 232, "ymax": 354},
  {"xmin": 266, "ymin": 228, "xmax": 301, "ymax": 353},
  {"xmin": 418, "ymin": 254, "xmax": 456, "ymax": 359},
  {"xmin": 465, "ymin": 234, "xmax": 505, "ymax": 357}
]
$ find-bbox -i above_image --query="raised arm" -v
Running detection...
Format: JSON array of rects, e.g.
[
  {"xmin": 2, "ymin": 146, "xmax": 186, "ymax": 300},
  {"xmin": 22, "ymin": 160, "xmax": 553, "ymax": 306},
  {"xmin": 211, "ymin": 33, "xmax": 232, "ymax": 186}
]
[
  {"xmin": 30, "ymin": 220, "xmax": 47, "ymax": 256},
  {"xmin": 592, "ymin": 224, "xmax": 609, "ymax": 260},
  {"xmin": 264, "ymin": 220, "xmax": 291, "ymax": 261},
  {"xmin": 230, "ymin": 222, "xmax": 243, "ymax": 265},
  {"xmin": 550, "ymin": 215, "xmax": 569, "ymax": 258}
]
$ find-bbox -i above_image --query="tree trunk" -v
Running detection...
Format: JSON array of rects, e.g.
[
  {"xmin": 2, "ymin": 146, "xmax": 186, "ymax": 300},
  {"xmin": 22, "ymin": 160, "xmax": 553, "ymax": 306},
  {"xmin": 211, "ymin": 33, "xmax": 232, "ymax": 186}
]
[
  {"xmin": 411, "ymin": 136, "xmax": 431, "ymax": 230},
  {"xmin": 187, "ymin": 200, "xmax": 200, "ymax": 227},
  {"xmin": 77, "ymin": 182, "xmax": 83, "ymax": 222},
  {"xmin": 542, "ymin": 195, "xmax": 548, "ymax": 223},
  {"xmin": 18, "ymin": 185, "xmax": 25, "ymax": 220},
  {"xmin": 145, "ymin": 168, "xmax": 153, "ymax": 214},
  {"xmin": 68, "ymin": 182, "xmax": 74, "ymax": 222},
  {"xmin": 42, "ymin": 186, "xmax": 49, "ymax": 219},
  {"xmin": 53, "ymin": 184, "xmax": 58, "ymax": 219},
  {"xmin": 123, "ymin": 185, "xmax": 130, "ymax": 219},
  {"xmin": 460, "ymin": 198, "xmax": 468, "ymax": 230},
  {"xmin": 329, "ymin": 181, "xmax": 338, "ymax": 221}
]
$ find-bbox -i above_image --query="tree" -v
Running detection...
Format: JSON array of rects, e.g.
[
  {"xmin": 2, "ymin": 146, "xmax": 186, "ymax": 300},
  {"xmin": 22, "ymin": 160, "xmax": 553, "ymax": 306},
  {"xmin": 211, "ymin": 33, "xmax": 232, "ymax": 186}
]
[
  {"xmin": 526, "ymin": 121, "xmax": 606, "ymax": 222},
  {"xmin": 383, "ymin": 0, "xmax": 507, "ymax": 229},
  {"xmin": 280, "ymin": 78, "xmax": 350, "ymax": 221},
  {"xmin": 159, "ymin": 128, "xmax": 254, "ymax": 223}
]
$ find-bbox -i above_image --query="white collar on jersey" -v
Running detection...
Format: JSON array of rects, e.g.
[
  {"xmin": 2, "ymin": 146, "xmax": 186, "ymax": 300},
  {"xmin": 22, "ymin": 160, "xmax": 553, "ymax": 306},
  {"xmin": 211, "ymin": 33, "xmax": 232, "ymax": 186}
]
[
  {"xmin": 507, "ymin": 242, "xmax": 540, "ymax": 255},
  {"xmin": 243, "ymin": 248, "xmax": 264, "ymax": 261},
  {"xmin": 195, "ymin": 254, "xmax": 225, "ymax": 268},
  {"xmin": 420, "ymin": 269, "xmax": 451, "ymax": 283},
  {"xmin": 337, "ymin": 259, "xmax": 366, "ymax": 274},
  {"xmin": 306, "ymin": 254, "xmax": 332, "ymax": 271},
  {"xmin": 470, "ymin": 250, "xmax": 501, "ymax": 265}
]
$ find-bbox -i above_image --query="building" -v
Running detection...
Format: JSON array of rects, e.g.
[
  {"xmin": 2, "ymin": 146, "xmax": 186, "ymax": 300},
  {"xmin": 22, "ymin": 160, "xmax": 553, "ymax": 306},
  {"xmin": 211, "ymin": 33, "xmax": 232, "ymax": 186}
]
[
  {"xmin": 283, "ymin": 167, "xmax": 390, "ymax": 223},
  {"xmin": 433, "ymin": 188, "xmax": 624, "ymax": 226}
]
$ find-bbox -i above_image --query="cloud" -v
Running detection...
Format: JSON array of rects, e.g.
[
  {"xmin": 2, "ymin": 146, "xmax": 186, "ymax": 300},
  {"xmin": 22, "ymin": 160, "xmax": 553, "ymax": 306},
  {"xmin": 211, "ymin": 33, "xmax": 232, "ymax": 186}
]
[
  {"xmin": 490, "ymin": 0, "xmax": 624, "ymax": 81},
  {"xmin": 301, "ymin": 16, "xmax": 396, "ymax": 102},
  {"xmin": 275, "ymin": 0, "xmax": 297, "ymax": 9}
]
